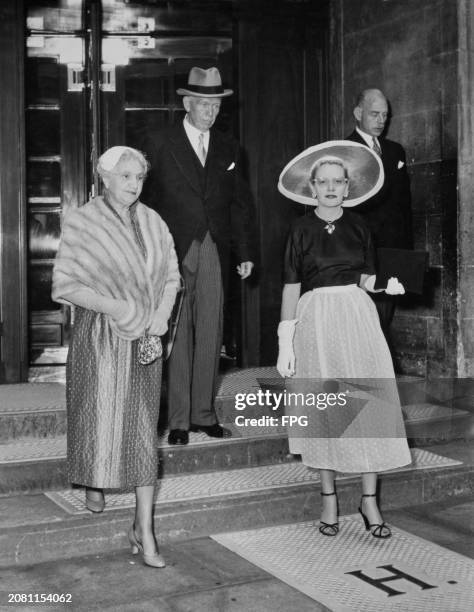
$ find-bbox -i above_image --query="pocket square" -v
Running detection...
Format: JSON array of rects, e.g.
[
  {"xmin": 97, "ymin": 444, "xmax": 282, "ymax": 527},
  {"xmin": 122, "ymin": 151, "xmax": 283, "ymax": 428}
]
[
  {"xmin": 227, "ymin": 162, "xmax": 235, "ymax": 171},
  {"xmin": 397, "ymin": 160, "xmax": 405, "ymax": 169}
]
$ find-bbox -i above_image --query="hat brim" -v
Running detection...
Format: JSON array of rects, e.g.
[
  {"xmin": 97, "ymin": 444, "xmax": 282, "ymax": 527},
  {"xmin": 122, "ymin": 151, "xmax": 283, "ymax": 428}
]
[
  {"xmin": 278, "ymin": 140, "xmax": 384, "ymax": 207},
  {"xmin": 176, "ymin": 88, "xmax": 233, "ymax": 97}
]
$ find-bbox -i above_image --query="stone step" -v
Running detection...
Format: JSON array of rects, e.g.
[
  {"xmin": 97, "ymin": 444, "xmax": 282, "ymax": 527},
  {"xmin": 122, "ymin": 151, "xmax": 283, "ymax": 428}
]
[
  {"xmin": 2, "ymin": 370, "xmax": 473, "ymax": 443},
  {"xmin": 5, "ymin": 399, "xmax": 471, "ymax": 444},
  {"xmin": 0, "ymin": 383, "xmax": 66, "ymax": 442},
  {"xmin": 1, "ymin": 370, "xmax": 473, "ymax": 495},
  {"xmin": 1, "ymin": 400, "xmax": 472, "ymax": 496},
  {"xmin": 402, "ymin": 402, "xmax": 474, "ymax": 445},
  {"xmin": 0, "ymin": 428, "xmax": 293, "ymax": 495},
  {"xmin": 0, "ymin": 441, "xmax": 471, "ymax": 568}
]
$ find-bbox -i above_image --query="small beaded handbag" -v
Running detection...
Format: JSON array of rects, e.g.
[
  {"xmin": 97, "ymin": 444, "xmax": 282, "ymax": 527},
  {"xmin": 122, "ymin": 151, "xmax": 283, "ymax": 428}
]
[{"xmin": 137, "ymin": 333, "xmax": 162, "ymax": 365}]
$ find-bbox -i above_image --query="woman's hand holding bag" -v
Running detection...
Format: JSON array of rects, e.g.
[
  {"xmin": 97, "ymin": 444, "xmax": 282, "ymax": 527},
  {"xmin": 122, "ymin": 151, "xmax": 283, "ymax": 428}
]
[
  {"xmin": 363, "ymin": 275, "xmax": 405, "ymax": 295},
  {"xmin": 276, "ymin": 319, "xmax": 298, "ymax": 378},
  {"xmin": 385, "ymin": 277, "xmax": 405, "ymax": 295}
]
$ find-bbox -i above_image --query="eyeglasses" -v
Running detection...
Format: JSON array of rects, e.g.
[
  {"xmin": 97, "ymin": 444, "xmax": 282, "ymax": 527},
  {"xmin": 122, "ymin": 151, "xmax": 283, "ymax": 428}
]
[{"xmin": 312, "ymin": 178, "xmax": 348, "ymax": 188}]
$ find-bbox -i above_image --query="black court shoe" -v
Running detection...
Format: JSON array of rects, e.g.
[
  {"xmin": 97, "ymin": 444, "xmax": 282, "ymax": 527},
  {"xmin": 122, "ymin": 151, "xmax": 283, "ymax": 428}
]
[
  {"xmin": 358, "ymin": 494, "xmax": 392, "ymax": 539},
  {"xmin": 319, "ymin": 491, "xmax": 339, "ymax": 536},
  {"xmin": 167, "ymin": 429, "xmax": 189, "ymax": 445},
  {"xmin": 189, "ymin": 423, "xmax": 232, "ymax": 438}
]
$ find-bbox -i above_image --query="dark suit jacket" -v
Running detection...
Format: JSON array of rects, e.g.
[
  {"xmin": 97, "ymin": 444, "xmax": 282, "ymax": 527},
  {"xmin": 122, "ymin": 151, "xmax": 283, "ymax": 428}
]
[
  {"xmin": 346, "ymin": 130, "xmax": 412, "ymax": 249},
  {"xmin": 141, "ymin": 124, "xmax": 255, "ymax": 289}
]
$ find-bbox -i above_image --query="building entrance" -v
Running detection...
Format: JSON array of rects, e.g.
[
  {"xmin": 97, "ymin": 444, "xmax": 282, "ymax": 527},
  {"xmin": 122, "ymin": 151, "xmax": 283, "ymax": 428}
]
[{"xmin": 25, "ymin": 0, "xmax": 233, "ymax": 371}]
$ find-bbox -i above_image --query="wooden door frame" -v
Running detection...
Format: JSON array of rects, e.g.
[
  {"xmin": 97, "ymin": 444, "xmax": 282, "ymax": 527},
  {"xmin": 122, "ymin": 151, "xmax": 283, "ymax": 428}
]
[
  {"xmin": 0, "ymin": 0, "xmax": 28, "ymax": 383},
  {"xmin": 237, "ymin": 2, "xmax": 330, "ymax": 366}
]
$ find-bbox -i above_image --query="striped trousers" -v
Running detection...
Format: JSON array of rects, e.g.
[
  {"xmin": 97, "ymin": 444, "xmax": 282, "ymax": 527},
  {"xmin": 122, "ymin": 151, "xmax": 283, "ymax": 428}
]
[{"xmin": 167, "ymin": 232, "xmax": 224, "ymax": 429}]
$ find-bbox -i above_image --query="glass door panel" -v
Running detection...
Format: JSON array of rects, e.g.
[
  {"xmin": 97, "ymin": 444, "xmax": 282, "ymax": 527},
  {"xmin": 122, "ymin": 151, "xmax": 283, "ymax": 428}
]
[
  {"xmin": 27, "ymin": 0, "xmax": 84, "ymax": 31},
  {"xmin": 25, "ymin": 0, "xmax": 235, "ymax": 372},
  {"xmin": 25, "ymin": 0, "xmax": 86, "ymax": 368},
  {"xmin": 101, "ymin": 0, "xmax": 232, "ymax": 34}
]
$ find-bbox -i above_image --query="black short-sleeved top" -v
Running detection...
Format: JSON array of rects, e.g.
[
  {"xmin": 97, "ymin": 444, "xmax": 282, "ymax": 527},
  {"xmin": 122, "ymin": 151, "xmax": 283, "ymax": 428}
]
[{"xmin": 284, "ymin": 210, "xmax": 375, "ymax": 293}]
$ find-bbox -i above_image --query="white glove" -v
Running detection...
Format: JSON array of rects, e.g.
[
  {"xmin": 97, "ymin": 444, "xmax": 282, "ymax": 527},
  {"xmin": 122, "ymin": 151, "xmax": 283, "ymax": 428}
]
[
  {"xmin": 385, "ymin": 277, "xmax": 405, "ymax": 295},
  {"xmin": 277, "ymin": 319, "xmax": 298, "ymax": 378},
  {"xmin": 363, "ymin": 275, "xmax": 405, "ymax": 295},
  {"xmin": 363, "ymin": 275, "xmax": 377, "ymax": 292}
]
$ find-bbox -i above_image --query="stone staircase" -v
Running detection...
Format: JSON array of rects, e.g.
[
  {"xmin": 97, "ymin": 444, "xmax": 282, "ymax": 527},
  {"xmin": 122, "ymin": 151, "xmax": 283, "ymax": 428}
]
[{"xmin": 0, "ymin": 368, "xmax": 473, "ymax": 567}]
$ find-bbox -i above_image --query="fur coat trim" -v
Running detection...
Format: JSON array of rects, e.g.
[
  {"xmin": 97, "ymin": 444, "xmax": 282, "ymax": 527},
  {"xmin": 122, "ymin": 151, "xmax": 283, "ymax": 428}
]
[{"xmin": 52, "ymin": 197, "xmax": 179, "ymax": 340}]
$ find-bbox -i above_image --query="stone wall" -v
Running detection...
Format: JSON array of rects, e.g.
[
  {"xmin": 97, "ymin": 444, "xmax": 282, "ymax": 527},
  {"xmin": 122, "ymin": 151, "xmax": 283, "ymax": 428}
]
[
  {"xmin": 330, "ymin": 0, "xmax": 459, "ymax": 376},
  {"xmin": 457, "ymin": 0, "xmax": 474, "ymax": 376}
]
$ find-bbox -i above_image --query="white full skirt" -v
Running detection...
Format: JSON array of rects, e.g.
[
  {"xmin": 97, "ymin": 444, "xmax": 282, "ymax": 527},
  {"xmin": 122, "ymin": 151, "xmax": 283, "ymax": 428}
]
[{"xmin": 287, "ymin": 285, "xmax": 411, "ymax": 473}]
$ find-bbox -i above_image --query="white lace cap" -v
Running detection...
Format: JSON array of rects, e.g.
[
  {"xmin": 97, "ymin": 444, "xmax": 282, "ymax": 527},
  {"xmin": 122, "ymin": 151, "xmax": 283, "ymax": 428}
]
[{"xmin": 98, "ymin": 146, "xmax": 136, "ymax": 171}]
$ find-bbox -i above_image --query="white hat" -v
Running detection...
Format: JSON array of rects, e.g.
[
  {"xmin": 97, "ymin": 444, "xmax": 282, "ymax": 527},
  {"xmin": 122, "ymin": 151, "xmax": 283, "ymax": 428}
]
[
  {"xmin": 98, "ymin": 146, "xmax": 138, "ymax": 171},
  {"xmin": 278, "ymin": 140, "xmax": 384, "ymax": 207}
]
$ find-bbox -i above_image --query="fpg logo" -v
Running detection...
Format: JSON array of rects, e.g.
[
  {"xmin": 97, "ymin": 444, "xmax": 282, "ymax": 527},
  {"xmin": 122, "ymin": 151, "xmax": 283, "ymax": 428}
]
[{"xmin": 281, "ymin": 415, "xmax": 308, "ymax": 426}]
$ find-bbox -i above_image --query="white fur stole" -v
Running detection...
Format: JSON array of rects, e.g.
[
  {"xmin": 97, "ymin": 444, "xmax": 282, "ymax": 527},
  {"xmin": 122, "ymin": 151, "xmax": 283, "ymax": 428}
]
[{"xmin": 52, "ymin": 197, "xmax": 177, "ymax": 340}]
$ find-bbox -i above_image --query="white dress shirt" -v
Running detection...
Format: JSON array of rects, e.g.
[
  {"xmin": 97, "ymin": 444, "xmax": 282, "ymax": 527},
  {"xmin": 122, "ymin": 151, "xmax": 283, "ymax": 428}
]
[
  {"xmin": 183, "ymin": 116, "xmax": 210, "ymax": 162},
  {"xmin": 356, "ymin": 127, "xmax": 381, "ymax": 153}
]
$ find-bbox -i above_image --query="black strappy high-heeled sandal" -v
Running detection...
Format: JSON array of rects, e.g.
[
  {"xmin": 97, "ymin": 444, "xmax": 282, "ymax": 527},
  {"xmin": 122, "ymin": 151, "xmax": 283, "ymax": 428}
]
[
  {"xmin": 319, "ymin": 491, "xmax": 339, "ymax": 536},
  {"xmin": 358, "ymin": 493, "xmax": 391, "ymax": 539}
]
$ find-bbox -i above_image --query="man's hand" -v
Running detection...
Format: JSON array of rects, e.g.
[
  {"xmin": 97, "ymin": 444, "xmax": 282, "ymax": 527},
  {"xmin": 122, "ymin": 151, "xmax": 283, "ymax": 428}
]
[{"xmin": 237, "ymin": 261, "xmax": 254, "ymax": 279}]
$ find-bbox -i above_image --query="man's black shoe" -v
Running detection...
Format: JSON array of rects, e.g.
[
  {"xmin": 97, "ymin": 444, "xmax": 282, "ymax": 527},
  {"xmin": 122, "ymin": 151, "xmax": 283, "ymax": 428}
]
[
  {"xmin": 189, "ymin": 423, "xmax": 232, "ymax": 438},
  {"xmin": 167, "ymin": 429, "xmax": 189, "ymax": 445}
]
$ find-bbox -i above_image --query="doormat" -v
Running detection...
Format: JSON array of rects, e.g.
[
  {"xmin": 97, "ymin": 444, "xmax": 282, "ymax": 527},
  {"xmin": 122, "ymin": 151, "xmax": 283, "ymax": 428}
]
[
  {"xmin": 212, "ymin": 517, "xmax": 474, "ymax": 612},
  {"xmin": 44, "ymin": 448, "xmax": 461, "ymax": 515}
]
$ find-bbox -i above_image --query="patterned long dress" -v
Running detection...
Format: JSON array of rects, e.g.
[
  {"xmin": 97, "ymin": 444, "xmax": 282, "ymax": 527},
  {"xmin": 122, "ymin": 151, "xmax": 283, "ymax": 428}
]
[
  {"xmin": 62, "ymin": 199, "xmax": 176, "ymax": 488},
  {"xmin": 66, "ymin": 308, "xmax": 162, "ymax": 488}
]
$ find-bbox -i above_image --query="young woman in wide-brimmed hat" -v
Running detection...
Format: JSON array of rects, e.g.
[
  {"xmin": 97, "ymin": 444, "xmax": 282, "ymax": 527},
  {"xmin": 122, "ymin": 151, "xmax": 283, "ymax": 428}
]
[{"xmin": 277, "ymin": 141, "xmax": 411, "ymax": 539}]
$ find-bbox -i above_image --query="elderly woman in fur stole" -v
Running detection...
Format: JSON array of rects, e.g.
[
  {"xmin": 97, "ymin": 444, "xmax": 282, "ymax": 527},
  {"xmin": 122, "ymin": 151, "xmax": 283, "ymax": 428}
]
[{"xmin": 52, "ymin": 146, "xmax": 180, "ymax": 568}]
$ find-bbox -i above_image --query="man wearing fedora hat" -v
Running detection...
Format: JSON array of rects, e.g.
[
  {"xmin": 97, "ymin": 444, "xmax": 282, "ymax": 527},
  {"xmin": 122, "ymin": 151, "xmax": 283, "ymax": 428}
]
[{"xmin": 142, "ymin": 66, "xmax": 255, "ymax": 445}]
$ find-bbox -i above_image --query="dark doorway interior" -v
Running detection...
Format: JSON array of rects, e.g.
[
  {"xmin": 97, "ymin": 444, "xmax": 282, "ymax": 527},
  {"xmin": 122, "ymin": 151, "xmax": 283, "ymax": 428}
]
[
  {"xmin": 25, "ymin": 0, "xmax": 234, "ymax": 372},
  {"xmin": 22, "ymin": 0, "xmax": 329, "ymax": 378}
]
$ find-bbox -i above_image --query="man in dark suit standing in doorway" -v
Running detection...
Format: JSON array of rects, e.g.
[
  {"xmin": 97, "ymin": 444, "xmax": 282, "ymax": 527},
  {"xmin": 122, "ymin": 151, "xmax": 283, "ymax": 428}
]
[
  {"xmin": 347, "ymin": 88, "xmax": 412, "ymax": 339},
  {"xmin": 142, "ymin": 67, "xmax": 255, "ymax": 445}
]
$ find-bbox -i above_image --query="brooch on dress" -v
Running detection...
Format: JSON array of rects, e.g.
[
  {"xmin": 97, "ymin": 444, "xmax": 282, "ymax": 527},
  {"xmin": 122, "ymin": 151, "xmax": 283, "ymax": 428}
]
[{"xmin": 324, "ymin": 221, "xmax": 336, "ymax": 234}]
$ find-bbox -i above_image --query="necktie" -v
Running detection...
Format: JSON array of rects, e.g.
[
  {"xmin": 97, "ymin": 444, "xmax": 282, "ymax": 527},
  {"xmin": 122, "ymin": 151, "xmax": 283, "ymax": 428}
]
[
  {"xmin": 198, "ymin": 132, "xmax": 207, "ymax": 166},
  {"xmin": 372, "ymin": 137, "xmax": 382, "ymax": 157}
]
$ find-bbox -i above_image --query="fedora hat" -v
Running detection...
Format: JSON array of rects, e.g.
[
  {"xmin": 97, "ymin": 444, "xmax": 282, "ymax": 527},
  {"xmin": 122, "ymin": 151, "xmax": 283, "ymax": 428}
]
[
  {"xmin": 278, "ymin": 140, "xmax": 384, "ymax": 207},
  {"xmin": 176, "ymin": 67, "xmax": 233, "ymax": 98}
]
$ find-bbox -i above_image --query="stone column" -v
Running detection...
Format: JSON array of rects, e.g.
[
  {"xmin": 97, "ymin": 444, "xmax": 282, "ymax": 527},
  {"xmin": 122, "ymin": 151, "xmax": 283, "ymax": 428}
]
[{"xmin": 457, "ymin": 0, "xmax": 474, "ymax": 375}]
